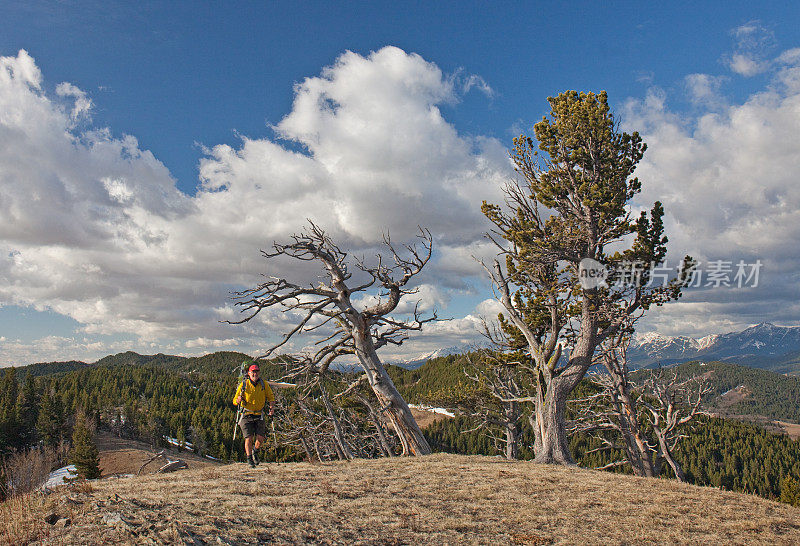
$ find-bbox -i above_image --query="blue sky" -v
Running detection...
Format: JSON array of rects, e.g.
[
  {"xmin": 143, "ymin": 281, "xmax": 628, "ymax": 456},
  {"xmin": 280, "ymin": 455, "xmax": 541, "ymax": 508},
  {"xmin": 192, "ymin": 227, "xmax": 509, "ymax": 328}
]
[{"xmin": 3, "ymin": 2, "xmax": 800, "ymax": 366}]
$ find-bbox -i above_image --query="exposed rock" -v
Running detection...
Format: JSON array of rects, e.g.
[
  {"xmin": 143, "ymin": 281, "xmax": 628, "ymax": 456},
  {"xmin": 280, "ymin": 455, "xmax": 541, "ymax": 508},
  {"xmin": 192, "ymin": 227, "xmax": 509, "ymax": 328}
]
[{"xmin": 102, "ymin": 511, "xmax": 131, "ymax": 529}]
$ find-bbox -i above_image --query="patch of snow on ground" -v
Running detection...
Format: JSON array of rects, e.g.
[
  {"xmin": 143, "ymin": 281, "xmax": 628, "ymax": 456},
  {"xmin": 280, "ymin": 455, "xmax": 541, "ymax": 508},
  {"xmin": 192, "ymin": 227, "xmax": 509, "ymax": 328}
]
[
  {"xmin": 164, "ymin": 436, "xmax": 194, "ymax": 450},
  {"xmin": 43, "ymin": 465, "xmax": 77, "ymax": 490},
  {"xmin": 408, "ymin": 404, "xmax": 455, "ymax": 417}
]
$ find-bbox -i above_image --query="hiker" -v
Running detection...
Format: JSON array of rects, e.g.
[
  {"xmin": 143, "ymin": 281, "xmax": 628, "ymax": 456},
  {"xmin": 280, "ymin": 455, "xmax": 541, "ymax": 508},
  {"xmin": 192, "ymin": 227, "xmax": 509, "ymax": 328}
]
[{"xmin": 233, "ymin": 362, "xmax": 275, "ymax": 467}]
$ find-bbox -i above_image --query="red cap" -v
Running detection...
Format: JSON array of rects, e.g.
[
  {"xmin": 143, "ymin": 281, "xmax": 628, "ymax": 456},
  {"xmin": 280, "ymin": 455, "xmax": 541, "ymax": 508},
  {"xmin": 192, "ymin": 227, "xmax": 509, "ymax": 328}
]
[{"xmin": 248, "ymin": 364, "xmax": 260, "ymax": 372}]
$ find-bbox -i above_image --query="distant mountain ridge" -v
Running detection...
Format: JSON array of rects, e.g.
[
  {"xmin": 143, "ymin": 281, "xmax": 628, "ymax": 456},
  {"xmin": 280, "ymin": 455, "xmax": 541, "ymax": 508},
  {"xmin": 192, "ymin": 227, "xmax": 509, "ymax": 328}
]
[
  {"xmin": 629, "ymin": 322, "xmax": 800, "ymax": 372},
  {"xmin": 13, "ymin": 323, "xmax": 800, "ymax": 377},
  {"xmin": 389, "ymin": 345, "xmax": 480, "ymax": 370}
]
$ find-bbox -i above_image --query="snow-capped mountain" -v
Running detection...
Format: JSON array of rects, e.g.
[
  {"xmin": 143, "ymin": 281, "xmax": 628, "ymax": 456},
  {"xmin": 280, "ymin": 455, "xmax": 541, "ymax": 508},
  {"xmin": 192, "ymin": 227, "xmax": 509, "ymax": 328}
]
[
  {"xmin": 628, "ymin": 332, "xmax": 701, "ymax": 364},
  {"xmin": 384, "ymin": 323, "xmax": 800, "ymax": 372},
  {"xmin": 628, "ymin": 322, "xmax": 800, "ymax": 368},
  {"xmin": 389, "ymin": 345, "xmax": 479, "ymax": 370}
]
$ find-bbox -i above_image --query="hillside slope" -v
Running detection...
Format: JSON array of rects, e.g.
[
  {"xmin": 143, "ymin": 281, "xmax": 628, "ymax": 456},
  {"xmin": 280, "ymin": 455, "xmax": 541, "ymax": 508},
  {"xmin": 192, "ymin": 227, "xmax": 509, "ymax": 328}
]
[{"xmin": 24, "ymin": 454, "xmax": 800, "ymax": 545}]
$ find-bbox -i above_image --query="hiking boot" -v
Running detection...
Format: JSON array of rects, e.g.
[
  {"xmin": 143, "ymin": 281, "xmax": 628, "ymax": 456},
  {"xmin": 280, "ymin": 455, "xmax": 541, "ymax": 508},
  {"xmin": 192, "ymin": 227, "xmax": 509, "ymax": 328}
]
[
  {"xmin": 248, "ymin": 455, "xmax": 256, "ymax": 468},
  {"xmin": 251, "ymin": 451, "xmax": 260, "ymax": 466}
]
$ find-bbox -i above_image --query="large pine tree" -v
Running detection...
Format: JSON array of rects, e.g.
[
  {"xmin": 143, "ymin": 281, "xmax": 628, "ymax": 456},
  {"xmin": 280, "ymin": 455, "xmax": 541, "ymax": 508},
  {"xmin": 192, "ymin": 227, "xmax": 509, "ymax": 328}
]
[{"xmin": 482, "ymin": 91, "xmax": 691, "ymax": 464}]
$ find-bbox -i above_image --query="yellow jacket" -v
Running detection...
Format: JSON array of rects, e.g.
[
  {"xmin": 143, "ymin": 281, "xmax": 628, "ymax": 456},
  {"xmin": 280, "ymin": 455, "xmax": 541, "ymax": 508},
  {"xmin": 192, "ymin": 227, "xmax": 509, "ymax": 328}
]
[{"xmin": 233, "ymin": 378, "xmax": 274, "ymax": 414}]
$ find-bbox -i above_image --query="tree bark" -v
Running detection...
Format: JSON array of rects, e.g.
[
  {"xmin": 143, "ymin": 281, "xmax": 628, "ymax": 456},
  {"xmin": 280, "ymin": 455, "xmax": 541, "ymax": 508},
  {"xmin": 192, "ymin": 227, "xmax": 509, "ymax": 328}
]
[
  {"xmin": 534, "ymin": 329, "xmax": 595, "ymax": 465},
  {"xmin": 358, "ymin": 394, "xmax": 395, "ymax": 457},
  {"xmin": 655, "ymin": 429, "xmax": 687, "ymax": 482},
  {"xmin": 534, "ymin": 375, "xmax": 575, "ymax": 464},
  {"xmin": 321, "ymin": 386, "xmax": 353, "ymax": 460},
  {"xmin": 352, "ymin": 327, "xmax": 431, "ymax": 456},
  {"xmin": 299, "ymin": 433, "xmax": 315, "ymax": 462},
  {"xmin": 357, "ymin": 359, "xmax": 430, "ymax": 456},
  {"xmin": 505, "ymin": 422, "xmax": 520, "ymax": 460}
]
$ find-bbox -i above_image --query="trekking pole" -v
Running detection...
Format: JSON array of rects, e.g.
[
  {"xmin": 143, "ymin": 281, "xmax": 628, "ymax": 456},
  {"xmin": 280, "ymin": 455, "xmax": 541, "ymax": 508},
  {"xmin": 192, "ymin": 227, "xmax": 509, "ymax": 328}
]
[
  {"xmin": 271, "ymin": 411, "xmax": 278, "ymax": 449},
  {"xmin": 232, "ymin": 361, "xmax": 247, "ymax": 443}
]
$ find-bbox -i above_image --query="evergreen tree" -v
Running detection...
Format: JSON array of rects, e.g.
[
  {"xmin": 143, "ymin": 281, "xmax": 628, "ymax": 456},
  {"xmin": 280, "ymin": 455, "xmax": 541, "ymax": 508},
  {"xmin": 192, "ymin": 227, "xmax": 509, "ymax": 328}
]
[
  {"xmin": 68, "ymin": 413, "xmax": 101, "ymax": 480},
  {"xmin": 0, "ymin": 367, "xmax": 21, "ymax": 453},
  {"xmin": 36, "ymin": 388, "xmax": 64, "ymax": 449},
  {"xmin": 17, "ymin": 373, "xmax": 39, "ymax": 447},
  {"xmin": 781, "ymin": 476, "xmax": 800, "ymax": 507},
  {"xmin": 482, "ymin": 90, "xmax": 690, "ymax": 464}
]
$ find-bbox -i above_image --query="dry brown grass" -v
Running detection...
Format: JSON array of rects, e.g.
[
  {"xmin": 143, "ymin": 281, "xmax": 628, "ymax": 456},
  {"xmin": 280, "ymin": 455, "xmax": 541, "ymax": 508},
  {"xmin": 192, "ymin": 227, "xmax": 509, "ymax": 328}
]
[
  {"xmin": 1, "ymin": 490, "xmax": 55, "ymax": 545},
  {"xmin": 17, "ymin": 453, "xmax": 800, "ymax": 545},
  {"xmin": 94, "ymin": 432, "xmax": 219, "ymax": 476},
  {"xmin": 775, "ymin": 420, "xmax": 800, "ymax": 440}
]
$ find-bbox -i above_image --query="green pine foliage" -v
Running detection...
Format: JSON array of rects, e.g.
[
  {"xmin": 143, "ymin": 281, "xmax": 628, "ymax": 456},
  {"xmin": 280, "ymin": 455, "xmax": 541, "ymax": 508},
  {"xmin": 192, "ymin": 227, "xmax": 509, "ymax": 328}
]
[
  {"xmin": 4, "ymin": 350, "xmax": 800, "ymax": 507},
  {"xmin": 388, "ymin": 353, "xmax": 479, "ymax": 403},
  {"xmin": 675, "ymin": 416, "xmax": 800, "ymax": 498},
  {"xmin": 780, "ymin": 475, "xmax": 800, "ymax": 506},
  {"xmin": 36, "ymin": 386, "xmax": 65, "ymax": 450},
  {"xmin": 5, "ymin": 355, "xmax": 295, "ymax": 463},
  {"xmin": 15, "ymin": 360, "xmax": 89, "ymax": 379},
  {"xmin": 69, "ymin": 415, "xmax": 101, "ymax": 479},
  {"xmin": 0, "ymin": 368, "xmax": 21, "ymax": 454}
]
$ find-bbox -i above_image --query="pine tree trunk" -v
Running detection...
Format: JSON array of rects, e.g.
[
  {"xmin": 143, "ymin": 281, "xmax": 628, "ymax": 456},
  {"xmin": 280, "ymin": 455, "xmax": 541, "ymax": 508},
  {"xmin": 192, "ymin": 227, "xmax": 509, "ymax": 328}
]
[
  {"xmin": 533, "ymin": 327, "xmax": 596, "ymax": 465},
  {"xmin": 505, "ymin": 422, "xmax": 520, "ymax": 460},
  {"xmin": 613, "ymin": 380, "xmax": 658, "ymax": 477},
  {"xmin": 352, "ymin": 328, "xmax": 431, "ymax": 456},
  {"xmin": 534, "ymin": 375, "xmax": 574, "ymax": 465},
  {"xmin": 299, "ymin": 433, "xmax": 315, "ymax": 462},
  {"xmin": 504, "ymin": 401, "xmax": 520, "ymax": 460}
]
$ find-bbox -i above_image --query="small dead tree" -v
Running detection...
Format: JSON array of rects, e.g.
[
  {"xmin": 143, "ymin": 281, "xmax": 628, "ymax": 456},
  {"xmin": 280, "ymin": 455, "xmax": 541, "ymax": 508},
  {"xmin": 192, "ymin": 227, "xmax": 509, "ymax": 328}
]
[
  {"xmin": 293, "ymin": 382, "xmax": 394, "ymax": 461},
  {"xmin": 426, "ymin": 348, "xmax": 536, "ymax": 460},
  {"xmin": 461, "ymin": 351, "xmax": 536, "ymax": 460},
  {"xmin": 573, "ymin": 332, "xmax": 710, "ymax": 480},
  {"xmin": 268, "ymin": 356, "xmax": 399, "ymax": 461},
  {"xmin": 229, "ymin": 223, "xmax": 435, "ymax": 456}
]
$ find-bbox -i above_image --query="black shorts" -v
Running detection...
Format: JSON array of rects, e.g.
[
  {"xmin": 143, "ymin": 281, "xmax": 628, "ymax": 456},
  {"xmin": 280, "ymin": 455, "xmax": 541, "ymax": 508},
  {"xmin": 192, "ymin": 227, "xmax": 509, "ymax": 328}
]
[{"xmin": 239, "ymin": 413, "xmax": 267, "ymax": 439}]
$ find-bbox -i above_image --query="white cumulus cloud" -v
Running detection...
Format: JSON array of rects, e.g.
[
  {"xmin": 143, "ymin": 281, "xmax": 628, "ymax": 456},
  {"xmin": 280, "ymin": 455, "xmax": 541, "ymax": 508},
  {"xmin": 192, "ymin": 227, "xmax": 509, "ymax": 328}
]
[
  {"xmin": 0, "ymin": 47, "xmax": 509, "ymax": 365},
  {"xmin": 625, "ymin": 47, "xmax": 800, "ymax": 337}
]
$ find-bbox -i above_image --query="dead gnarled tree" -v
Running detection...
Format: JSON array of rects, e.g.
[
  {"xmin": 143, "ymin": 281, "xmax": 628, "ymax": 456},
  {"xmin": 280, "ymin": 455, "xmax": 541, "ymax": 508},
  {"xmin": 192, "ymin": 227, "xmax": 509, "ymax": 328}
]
[
  {"xmin": 572, "ymin": 331, "xmax": 710, "ymax": 480},
  {"xmin": 229, "ymin": 223, "xmax": 435, "ymax": 456}
]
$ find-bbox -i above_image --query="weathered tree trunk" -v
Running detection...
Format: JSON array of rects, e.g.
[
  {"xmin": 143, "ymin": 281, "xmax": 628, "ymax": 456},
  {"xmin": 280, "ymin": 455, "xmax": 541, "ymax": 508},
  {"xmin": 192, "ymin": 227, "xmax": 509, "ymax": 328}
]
[
  {"xmin": 321, "ymin": 387, "xmax": 353, "ymax": 460},
  {"xmin": 622, "ymin": 422, "xmax": 658, "ymax": 478},
  {"xmin": 298, "ymin": 433, "xmax": 315, "ymax": 462},
  {"xmin": 503, "ymin": 401, "xmax": 521, "ymax": 460},
  {"xmin": 534, "ymin": 375, "xmax": 575, "ymax": 464},
  {"xmin": 610, "ymin": 376, "xmax": 658, "ymax": 477},
  {"xmin": 505, "ymin": 423, "xmax": 520, "ymax": 460},
  {"xmin": 358, "ymin": 394, "xmax": 395, "ymax": 457},
  {"xmin": 352, "ymin": 327, "xmax": 431, "ymax": 456},
  {"xmin": 310, "ymin": 434, "xmax": 324, "ymax": 461},
  {"xmin": 655, "ymin": 429, "xmax": 687, "ymax": 482}
]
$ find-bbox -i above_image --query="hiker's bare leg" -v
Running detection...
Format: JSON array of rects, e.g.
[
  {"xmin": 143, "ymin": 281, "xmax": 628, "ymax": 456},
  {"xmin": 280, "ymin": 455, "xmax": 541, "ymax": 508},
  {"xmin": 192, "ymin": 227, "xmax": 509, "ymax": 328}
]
[
  {"xmin": 254, "ymin": 434, "xmax": 265, "ymax": 451},
  {"xmin": 244, "ymin": 436, "xmax": 254, "ymax": 456}
]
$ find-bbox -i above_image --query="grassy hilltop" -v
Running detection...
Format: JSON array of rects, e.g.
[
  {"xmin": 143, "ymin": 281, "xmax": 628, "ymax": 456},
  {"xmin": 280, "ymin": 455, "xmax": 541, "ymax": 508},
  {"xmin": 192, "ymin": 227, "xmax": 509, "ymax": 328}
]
[{"xmin": 11, "ymin": 453, "xmax": 800, "ymax": 545}]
